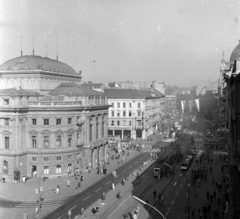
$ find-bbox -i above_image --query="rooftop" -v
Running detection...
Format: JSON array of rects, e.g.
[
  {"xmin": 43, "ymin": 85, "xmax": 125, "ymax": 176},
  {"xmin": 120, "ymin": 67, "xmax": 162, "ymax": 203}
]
[
  {"xmin": 104, "ymin": 88, "xmax": 164, "ymax": 99},
  {"xmin": 0, "ymin": 55, "xmax": 80, "ymax": 76},
  {"xmin": 49, "ymin": 83, "xmax": 106, "ymax": 96}
]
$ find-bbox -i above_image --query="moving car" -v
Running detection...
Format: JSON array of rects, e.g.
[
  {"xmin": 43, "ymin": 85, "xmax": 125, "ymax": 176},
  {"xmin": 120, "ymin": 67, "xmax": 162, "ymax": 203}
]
[{"xmin": 181, "ymin": 159, "xmax": 191, "ymax": 170}]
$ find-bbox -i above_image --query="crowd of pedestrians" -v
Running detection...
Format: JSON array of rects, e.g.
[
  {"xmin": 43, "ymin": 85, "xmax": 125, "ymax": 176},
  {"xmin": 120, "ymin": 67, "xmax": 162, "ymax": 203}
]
[{"xmin": 190, "ymin": 153, "xmax": 230, "ymax": 219}]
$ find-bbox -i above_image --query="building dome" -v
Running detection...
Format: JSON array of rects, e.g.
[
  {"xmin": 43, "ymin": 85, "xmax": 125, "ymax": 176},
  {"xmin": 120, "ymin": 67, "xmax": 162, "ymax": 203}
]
[
  {"xmin": 230, "ymin": 42, "xmax": 240, "ymax": 65},
  {"xmin": 0, "ymin": 55, "xmax": 79, "ymax": 75}
]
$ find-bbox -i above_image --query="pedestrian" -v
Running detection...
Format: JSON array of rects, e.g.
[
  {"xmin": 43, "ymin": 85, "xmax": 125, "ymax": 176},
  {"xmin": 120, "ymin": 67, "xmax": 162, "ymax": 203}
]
[
  {"xmin": 112, "ymin": 182, "xmax": 115, "ymax": 190},
  {"xmin": 68, "ymin": 209, "xmax": 72, "ymax": 219},
  {"xmin": 134, "ymin": 205, "xmax": 140, "ymax": 215},
  {"xmin": 197, "ymin": 206, "xmax": 200, "ymax": 214},
  {"xmin": 56, "ymin": 187, "xmax": 60, "ymax": 194},
  {"xmin": 153, "ymin": 190, "xmax": 157, "ymax": 198},
  {"xmin": 212, "ymin": 176, "xmax": 215, "ymax": 184},
  {"xmin": 116, "ymin": 191, "xmax": 121, "ymax": 199},
  {"xmin": 208, "ymin": 202, "xmax": 211, "ymax": 212},
  {"xmin": 102, "ymin": 192, "xmax": 106, "ymax": 201},
  {"xmin": 80, "ymin": 207, "xmax": 84, "ymax": 216},
  {"xmin": 157, "ymin": 192, "xmax": 161, "ymax": 200},
  {"xmin": 217, "ymin": 196, "xmax": 220, "ymax": 206},
  {"xmin": 210, "ymin": 194, "xmax": 213, "ymax": 202},
  {"xmin": 213, "ymin": 191, "xmax": 216, "ymax": 199},
  {"xmin": 122, "ymin": 178, "xmax": 125, "ymax": 186},
  {"xmin": 160, "ymin": 195, "xmax": 164, "ymax": 203},
  {"xmin": 23, "ymin": 211, "xmax": 28, "ymax": 219},
  {"xmin": 77, "ymin": 181, "xmax": 81, "ymax": 188},
  {"xmin": 67, "ymin": 179, "xmax": 71, "ymax": 187},
  {"xmin": 206, "ymin": 191, "xmax": 210, "ymax": 200}
]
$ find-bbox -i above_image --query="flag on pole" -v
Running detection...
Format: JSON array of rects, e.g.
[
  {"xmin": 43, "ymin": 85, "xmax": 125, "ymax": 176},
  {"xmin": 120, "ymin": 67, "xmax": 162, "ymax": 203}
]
[
  {"xmin": 194, "ymin": 99, "xmax": 200, "ymax": 112},
  {"xmin": 188, "ymin": 100, "xmax": 193, "ymax": 113}
]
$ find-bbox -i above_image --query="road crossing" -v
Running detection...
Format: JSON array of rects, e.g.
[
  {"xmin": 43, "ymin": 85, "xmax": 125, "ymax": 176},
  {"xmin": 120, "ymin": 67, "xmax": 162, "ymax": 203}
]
[
  {"xmin": 194, "ymin": 137, "xmax": 204, "ymax": 142},
  {"xmin": 143, "ymin": 148, "xmax": 162, "ymax": 153}
]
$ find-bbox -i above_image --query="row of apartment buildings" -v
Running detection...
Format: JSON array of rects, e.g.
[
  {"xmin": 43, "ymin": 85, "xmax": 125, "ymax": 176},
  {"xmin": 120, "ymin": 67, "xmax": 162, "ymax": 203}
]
[{"xmin": 219, "ymin": 41, "xmax": 240, "ymax": 218}]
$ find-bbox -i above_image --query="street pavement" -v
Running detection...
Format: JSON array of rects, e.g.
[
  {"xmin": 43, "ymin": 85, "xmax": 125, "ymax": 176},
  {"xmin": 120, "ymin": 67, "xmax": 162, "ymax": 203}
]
[{"xmin": 0, "ymin": 136, "xmax": 164, "ymax": 219}]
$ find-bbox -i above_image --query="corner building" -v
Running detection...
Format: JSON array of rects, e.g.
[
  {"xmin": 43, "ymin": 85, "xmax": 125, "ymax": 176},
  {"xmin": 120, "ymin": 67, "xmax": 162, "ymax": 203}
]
[{"xmin": 0, "ymin": 55, "xmax": 110, "ymax": 181}]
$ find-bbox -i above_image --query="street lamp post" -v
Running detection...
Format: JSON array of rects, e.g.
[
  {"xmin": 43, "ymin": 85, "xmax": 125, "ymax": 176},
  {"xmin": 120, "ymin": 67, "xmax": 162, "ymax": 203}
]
[
  {"xmin": 35, "ymin": 163, "xmax": 61, "ymax": 218},
  {"xmin": 133, "ymin": 195, "xmax": 166, "ymax": 219},
  {"xmin": 182, "ymin": 174, "xmax": 190, "ymax": 219}
]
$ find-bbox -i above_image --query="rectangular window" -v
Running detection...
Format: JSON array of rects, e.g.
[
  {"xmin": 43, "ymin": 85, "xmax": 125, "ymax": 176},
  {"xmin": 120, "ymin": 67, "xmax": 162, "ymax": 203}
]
[
  {"xmin": 68, "ymin": 163, "xmax": 72, "ymax": 173},
  {"xmin": 129, "ymin": 102, "xmax": 132, "ymax": 108},
  {"xmin": 112, "ymin": 103, "xmax": 114, "ymax": 108},
  {"xmin": 129, "ymin": 111, "xmax": 132, "ymax": 117},
  {"xmin": 111, "ymin": 120, "xmax": 114, "ymax": 126},
  {"xmin": 129, "ymin": 121, "xmax": 132, "ymax": 126},
  {"xmin": 111, "ymin": 111, "xmax": 114, "ymax": 117},
  {"xmin": 96, "ymin": 118, "xmax": 99, "ymax": 139},
  {"xmin": 123, "ymin": 102, "xmax": 126, "ymax": 108},
  {"xmin": 138, "ymin": 103, "xmax": 141, "ymax": 108},
  {"xmin": 102, "ymin": 120, "xmax": 104, "ymax": 137},
  {"xmin": 56, "ymin": 165, "xmax": 61, "ymax": 174},
  {"xmin": 68, "ymin": 155, "xmax": 72, "ymax": 159},
  {"xmin": 138, "ymin": 111, "xmax": 141, "ymax": 116},
  {"xmin": 117, "ymin": 102, "xmax": 120, "ymax": 108},
  {"xmin": 32, "ymin": 136, "xmax": 37, "ymax": 148},
  {"xmin": 117, "ymin": 120, "xmax": 120, "ymax": 126},
  {"xmin": 3, "ymin": 99, "xmax": 9, "ymax": 105},
  {"xmin": 5, "ymin": 119, "xmax": 9, "ymax": 126},
  {"xmin": 32, "ymin": 157, "xmax": 36, "ymax": 161},
  {"xmin": 44, "ymin": 157, "xmax": 49, "ymax": 161},
  {"xmin": 56, "ymin": 135, "xmax": 61, "ymax": 147},
  {"xmin": 68, "ymin": 135, "xmax": 72, "ymax": 147},
  {"xmin": 77, "ymin": 133, "xmax": 80, "ymax": 145},
  {"xmin": 90, "ymin": 120, "xmax": 93, "ymax": 141},
  {"xmin": 117, "ymin": 112, "xmax": 120, "ymax": 117},
  {"xmin": 123, "ymin": 111, "xmax": 126, "ymax": 117},
  {"xmin": 32, "ymin": 119, "xmax": 37, "ymax": 126},
  {"xmin": 19, "ymin": 98, "xmax": 22, "ymax": 105},
  {"xmin": 68, "ymin": 118, "xmax": 72, "ymax": 124},
  {"xmin": 56, "ymin": 118, "xmax": 61, "ymax": 125},
  {"xmin": 44, "ymin": 166, "xmax": 49, "ymax": 174},
  {"xmin": 43, "ymin": 136, "xmax": 49, "ymax": 148},
  {"xmin": 5, "ymin": 136, "xmax": 9, "ymax": 149},
  {"xmin": 44, "ymin": 119, "xmax": 49, "ymax": 125},
  {"xmin": 56, "ymin": 156, "xmax": 62, "ymax": 160}
]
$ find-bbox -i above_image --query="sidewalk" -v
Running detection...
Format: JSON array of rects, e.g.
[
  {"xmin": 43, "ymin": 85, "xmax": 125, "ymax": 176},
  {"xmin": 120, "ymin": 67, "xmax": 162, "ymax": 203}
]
[
  {"xmin": 186, "ymin": 152, "xmax": 229, "ymax": 219},
  {"xmin": 0, "ymin": 142, "xmax": 158, "ymax": 219}
]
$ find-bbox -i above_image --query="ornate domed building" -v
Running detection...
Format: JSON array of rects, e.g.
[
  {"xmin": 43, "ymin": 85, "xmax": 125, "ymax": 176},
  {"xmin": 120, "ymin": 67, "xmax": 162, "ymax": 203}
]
[
  {"xmin": 0, "ymin": 55, "xmax": 82, "ymax": 94},
  {"xmin": 0, "ymin": 54, "xmax": 110, "ymax": 181}
]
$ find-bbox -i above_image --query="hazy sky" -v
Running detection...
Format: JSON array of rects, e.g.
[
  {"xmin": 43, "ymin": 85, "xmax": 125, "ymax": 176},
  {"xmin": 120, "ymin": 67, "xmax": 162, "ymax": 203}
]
[{"xmin": 1, "ymin": 0, "xmax": 240, "ymax": 86}]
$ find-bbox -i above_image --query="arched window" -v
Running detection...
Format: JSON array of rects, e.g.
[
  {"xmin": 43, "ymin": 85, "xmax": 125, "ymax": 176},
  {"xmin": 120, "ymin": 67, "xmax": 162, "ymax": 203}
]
[{"xmin": 3, "ymin": 161, "xmax": 8, "ymax": 174}]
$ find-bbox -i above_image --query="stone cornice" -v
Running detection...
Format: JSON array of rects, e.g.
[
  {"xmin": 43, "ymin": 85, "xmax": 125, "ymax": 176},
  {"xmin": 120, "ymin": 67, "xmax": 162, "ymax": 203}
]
[
  {"xmin": 0, "ymin": 147, "xmax": 84, "ymax": 157},
  {"xmin": 0, "ymin": 105, "xmax": 109, "ymax": 113},
  {"xmin": 0, "ymin": 70, "xmax": 82, "ymax": 79}
]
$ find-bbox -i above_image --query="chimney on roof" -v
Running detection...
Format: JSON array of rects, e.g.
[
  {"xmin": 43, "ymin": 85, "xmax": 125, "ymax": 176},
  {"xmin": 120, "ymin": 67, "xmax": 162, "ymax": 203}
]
[
  {"xmin": 56, "ymin": 43, "xmax": 58, "ymax": 61},
  {"xmin": 32, "ymin": 36, "xmax": 35, "ymax": 56},
  {"xmin": 21, "ymin": 36, "xmax": 23, "ymax": 57}
]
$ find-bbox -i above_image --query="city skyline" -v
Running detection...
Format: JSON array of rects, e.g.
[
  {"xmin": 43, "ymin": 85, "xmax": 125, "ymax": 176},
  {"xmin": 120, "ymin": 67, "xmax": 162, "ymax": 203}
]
[{"xmin": 1, "ymin": 0, "xmax": 240, "ymax": 86}]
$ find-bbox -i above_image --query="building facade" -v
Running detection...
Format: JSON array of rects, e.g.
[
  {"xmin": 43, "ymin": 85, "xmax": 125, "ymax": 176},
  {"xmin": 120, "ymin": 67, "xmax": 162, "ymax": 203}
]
[
  {"xmin": 0, "ymin": 55, "xmax": 110, "ymax": 181},
  {"xmin": 104, "ymin": 88, "xmax": 165, "ymax": 140},
  {"xmin": 220, "ymin": 42, "xmax": 240, "ymax": 218}
]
